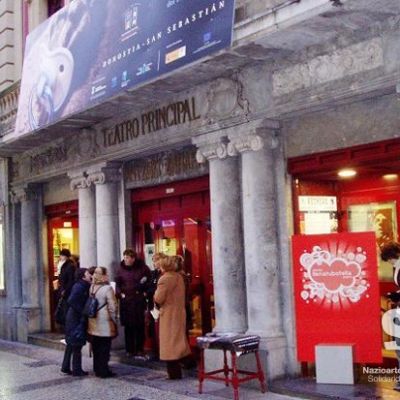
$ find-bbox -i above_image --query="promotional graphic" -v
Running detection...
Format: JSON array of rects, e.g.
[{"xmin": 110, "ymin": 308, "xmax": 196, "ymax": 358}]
[
  {"xmin": 15, "ymin": 0, "xmax": 235, "ymax": 134},
  {"xmin": 292, "ymin": 232, "xmax": 382, "ymax": 363}
]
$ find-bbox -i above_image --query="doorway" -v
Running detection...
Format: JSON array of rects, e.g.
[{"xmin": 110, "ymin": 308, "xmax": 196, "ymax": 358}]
[
  {"xmin": 45, "ymin": 201, "xmax": 79, "ymax": 330},
  {"xmin": 132, "ymin": 177, "xmax": 214, "ymax": 341},
  {"xmin": 289, "ymin": 139, "xmax": 400, "ymax": 379}
]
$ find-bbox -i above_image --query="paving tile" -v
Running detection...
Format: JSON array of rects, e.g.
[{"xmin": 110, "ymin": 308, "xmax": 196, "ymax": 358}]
[{"xmin": 0, "ymin": 339, "xmax": 301, "ymax": 400}]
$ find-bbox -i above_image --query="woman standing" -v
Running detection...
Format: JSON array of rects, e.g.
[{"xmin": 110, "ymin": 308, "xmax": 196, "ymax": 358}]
[
  {"xmin": 154, "ymin": 256, "xmax": 191, "ymax": 379},
  {"xmin": 147, "ymin": 252, "xmax": 166, "ymax": 359},
  {"xmin": 87, "ymin": 267, "xmax": 118, "ymax": 378},
  {"xmin": 61, "ymin": 268, "xmax": 92, "ymax": 376}
]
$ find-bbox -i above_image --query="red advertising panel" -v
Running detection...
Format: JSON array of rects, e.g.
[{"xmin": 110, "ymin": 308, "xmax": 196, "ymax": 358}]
[{"xmin": 292, "ymin": 232, "xmax": 382, "ymax": 363}]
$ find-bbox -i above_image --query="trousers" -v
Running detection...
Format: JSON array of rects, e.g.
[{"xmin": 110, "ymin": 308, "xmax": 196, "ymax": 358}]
[
  {"xmin": 61, "ymin": 344, "xmax": 83, "ymax": 373},
  {"xmin": 91, "ymin": 336, "xmax": 112, "ymax": 377}
]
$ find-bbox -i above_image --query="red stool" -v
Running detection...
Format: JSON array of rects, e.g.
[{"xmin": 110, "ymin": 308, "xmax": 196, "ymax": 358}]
[{"xmin": 197, "ymin": 334, "xmax": 267, "ymax": 400}]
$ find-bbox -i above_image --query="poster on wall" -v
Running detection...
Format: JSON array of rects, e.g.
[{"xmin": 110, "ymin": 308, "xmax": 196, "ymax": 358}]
[
  {"xmin": 348, "ymin": 201, "xmax": 398, "ymax": 281},
  {"xmin": 292, "ymin": 232, "xmax": 382, "ymax": 363},
  {"xmin": 15, "ymin": 0, "xmax": 235, "ymax": 135},
  {"xmin": 298, "ymin": 195, "xmax": 338, "ymax": 235}
]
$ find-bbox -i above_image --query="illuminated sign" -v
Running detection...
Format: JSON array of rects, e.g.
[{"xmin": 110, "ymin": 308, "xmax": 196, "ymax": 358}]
[{"xmin": 15, "ymin": 0, "xmax": 234, "ymax": 135}]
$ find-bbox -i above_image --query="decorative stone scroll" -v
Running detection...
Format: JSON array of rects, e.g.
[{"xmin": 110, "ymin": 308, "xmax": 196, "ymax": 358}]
[
  {"xmin": 227, "ymin": 134, "xmax": 264, "ymax": 156},
  {"xmin": 68, "ymin": 171, "xmax": 90, "ymax": 190},
  {"xmin": 10, "ymin": 185, "xmax": 39, "ymax": 204},
  {"xmin": 86, "ymin": 164, "xmax": 121, "ymax": 186},
  {"xmin": 195, "ymin": 142, "xmax": 228, "ymax": 164}
]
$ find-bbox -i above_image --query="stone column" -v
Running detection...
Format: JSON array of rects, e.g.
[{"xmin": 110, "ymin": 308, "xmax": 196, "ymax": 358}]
[
  {"xmin": 12, "ymin": 185, "xmax": 41, "ymax": 308},
  {"xmin": 10, "ymin": 184, "xmax": 42, "ymax": 340},
  {"xmin": 69, "ymin": 171, "xmax": 97, "ymax": 269},
  {"xmin": 228, "ymin": 129, "xmax": 286, "ymax": 378},
  {"xmin": 87, "ymin": 163, "xmax": 121, "ymax": 280},
  {"xmin": 196, "ymin": 139, "xmax": 247, "ymax": 333}
]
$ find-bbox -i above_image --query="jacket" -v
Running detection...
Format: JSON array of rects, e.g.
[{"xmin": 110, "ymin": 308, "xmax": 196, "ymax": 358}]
[
  {"xmin": 115, "ymin": 259, "xmax": 151, "ymax": 326},
  {"xmin": 154, "ymin": 271, "xmax": 191, "ymax": 361},
  {"xmin": 59, "ymin": 259, "xmax": 76, "ymax": 299},
  {"xmin": 87, "ymin": 283, "xmax": 118, "ymax": 338},
  {"xmin": 65, "ymin": 279, "xmax": 90, "ymax": 346}
]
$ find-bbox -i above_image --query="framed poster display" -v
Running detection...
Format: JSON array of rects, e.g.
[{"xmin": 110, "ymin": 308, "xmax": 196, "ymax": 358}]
[{"xmin": 348, "ymin": 201, "xmax": 397, "ymax": 281}]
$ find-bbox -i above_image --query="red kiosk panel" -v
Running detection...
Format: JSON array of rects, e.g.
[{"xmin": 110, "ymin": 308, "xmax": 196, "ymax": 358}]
[{"xmin": 292, "ymin": 232, "xmax": 382, "ymax": 363}]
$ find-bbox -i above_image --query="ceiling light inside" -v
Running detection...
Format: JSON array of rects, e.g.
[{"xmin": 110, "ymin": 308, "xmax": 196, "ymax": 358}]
[
  {"xmin": 338, "ymin": 169, "xmax": 357, "ymax": 178},
  {"xmin": 383, "ymin": 174, "xmax": 398, "ymax": 181}
]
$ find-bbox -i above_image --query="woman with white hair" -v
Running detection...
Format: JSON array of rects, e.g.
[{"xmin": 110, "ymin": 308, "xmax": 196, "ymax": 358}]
[{"xmin": 87, "ymin": 266, "xmax": 118, "ymax": 378}]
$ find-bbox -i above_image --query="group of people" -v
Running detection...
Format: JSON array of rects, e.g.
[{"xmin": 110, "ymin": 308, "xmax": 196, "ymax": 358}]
[{"xmin": 58, "ymin": 248, "xmax": 193, "ymax": 380}]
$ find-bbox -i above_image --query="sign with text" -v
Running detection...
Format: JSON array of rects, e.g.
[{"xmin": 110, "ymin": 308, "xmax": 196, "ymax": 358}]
[
  {"xmin": 292, "ymin": 232, "xmax": 382, "ymax": 363},
  {"xmin": 15, "ymin": 0, "xmax": 234, "ymax": 135}
]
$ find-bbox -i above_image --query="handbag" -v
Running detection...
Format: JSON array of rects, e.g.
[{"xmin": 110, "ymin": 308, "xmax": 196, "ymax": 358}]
[{"xmin": 55, "ymin": 296, "xmax": 68, "ymax": 325}]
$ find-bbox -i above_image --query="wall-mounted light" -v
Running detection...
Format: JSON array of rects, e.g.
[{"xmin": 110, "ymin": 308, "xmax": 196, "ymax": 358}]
[
  {"xmin": 383, "ymin": 174, "xmax": 398, "ymax": 181},
  {"xmin": 338, "ymin": 169, "xmax": 357, "ymax": 178}
]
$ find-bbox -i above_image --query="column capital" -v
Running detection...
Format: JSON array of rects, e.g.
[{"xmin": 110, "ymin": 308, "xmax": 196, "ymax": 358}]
[
  {"xmin": 195, "ymin": 141, "xmax": 228, "ymax": 163},
  {"xmin": 192, "ymin": 132, "xmax": 229, "ymax": 163},
  {"xmin": 227, "ymin": 128, "xmax": 279, "ymax": 156},
  {"xmin": 86, "ymin": 163, "xmax": 122, "ymax": 186},
  {"xmin": 68, "ymin": 170, "xmax": 89, "ymax": 191},
  {"xmin": 10, "ymin": 184, "xmax": 40, "ymax": 204}
]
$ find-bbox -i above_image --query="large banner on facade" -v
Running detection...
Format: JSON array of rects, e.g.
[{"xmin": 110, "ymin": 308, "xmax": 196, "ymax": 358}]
[
  {"xmin": 292, "ymin": 232, "xmax": 382, "ymax": 363},
  {"xmin": 15, "ymin": 0, "xmax": 234, "ymax": 135}
]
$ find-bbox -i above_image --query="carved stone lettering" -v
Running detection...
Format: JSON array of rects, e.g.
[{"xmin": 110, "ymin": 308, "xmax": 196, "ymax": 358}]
[
  {"xmin": 103, "ymin": 97, "xmax": 201, "ymax": 148},
  {"xmin": 125, "ymin": 147, "xmax": 206, "ymax": 185},
  {"xmin": 273, "ymin": 38, "xmax": 384, "ymax": 96},
  {"xmin": 30, "ymin": 145, "xmax": 68, "ymax": 174}
]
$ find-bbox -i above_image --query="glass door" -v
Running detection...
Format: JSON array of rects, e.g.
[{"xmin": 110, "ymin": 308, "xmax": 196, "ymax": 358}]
[
  {"xmin": 48, "ymin": 216, "xmax": 79, "ymax": 330},
  {"xmin": 345, "ymin": 199, "xmax": 399, "ymax": 363},
  {"xmin": 135, "ymin": 184, "xmax": 213, "ymax": 343}
]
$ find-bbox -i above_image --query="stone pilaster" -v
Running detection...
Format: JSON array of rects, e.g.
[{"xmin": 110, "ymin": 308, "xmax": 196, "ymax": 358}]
[
  {"xmin": 195, "ymin": 136, "xmax": 247, "ymax": 333},
  {"xmin": 87, "ymin": 163, "xmax": 121, "ymax": 279},
  {"xmin": 69, "ymin": 171, "xmax": 97, "ymax": 269},
  {"xmin": 10, "ymin": 184, "xmax": 42, "ymax": 340},
  {"xmin": 228, "ymin": 128, "xmax": 287, "ymax": 379},
  {"xmin": 11, "ymin": 185, "xmax": 41, "ymax": 308}
]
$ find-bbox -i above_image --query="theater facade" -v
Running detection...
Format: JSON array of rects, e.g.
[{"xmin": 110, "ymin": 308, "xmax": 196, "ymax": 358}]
[{"xmin": 1, "ymin": 0, "xmax": 400, "ymax": 382}]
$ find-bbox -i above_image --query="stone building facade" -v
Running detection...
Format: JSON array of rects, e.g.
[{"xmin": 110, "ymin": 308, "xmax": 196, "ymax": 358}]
[{"xmin": 0, "ymin": 0, "xmax": 400, "ymax": 381}]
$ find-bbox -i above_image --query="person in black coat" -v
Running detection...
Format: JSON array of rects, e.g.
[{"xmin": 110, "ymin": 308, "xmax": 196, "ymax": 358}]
[
  {"xmin": 146, "ymin": 253, "xmax": 165, "ymax": 359},
  {"xmin": 61, "ymin": 268, "xmax": 92, "ymax": 376},
  {"xmin": 58, "ymin": 248, "xmax": 77, "ymax": 300},
  {"xmin": 115, "ymin": 248, "xmax": 151, "ymax": 357}
]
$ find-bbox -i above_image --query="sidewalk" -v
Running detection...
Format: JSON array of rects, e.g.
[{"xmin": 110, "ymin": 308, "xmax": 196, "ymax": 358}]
[{"xmin": 0, "ymin": 339, "xmax": 300, "ymax": 400}]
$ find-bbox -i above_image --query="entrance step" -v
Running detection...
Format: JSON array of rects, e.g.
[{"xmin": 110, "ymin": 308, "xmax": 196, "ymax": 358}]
[
  {"xmin": 111, "ymin": 350, "xmax": 166, "ymax": 372},
  {"xmin": 28, "ymin": 332, "xmax": 65, "ymax": 351},
  {"xmin": 27, "ymin": 332, "xmax": 197, "ymax": 377}
]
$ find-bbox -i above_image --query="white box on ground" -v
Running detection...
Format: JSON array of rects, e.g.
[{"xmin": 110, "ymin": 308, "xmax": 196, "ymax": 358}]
[{"xmin": 315, "ymin": 344, "xmax": 354, "ymax": 384}]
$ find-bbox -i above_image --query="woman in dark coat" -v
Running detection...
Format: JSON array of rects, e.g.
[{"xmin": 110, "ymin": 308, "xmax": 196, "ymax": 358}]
[
  {"xmin": 115, "ymin": 248, "xmax": 151, "ymax": 356},
  {"xmin": 61, "ymin": 268, "xmax": 92, "ymax": 376}
]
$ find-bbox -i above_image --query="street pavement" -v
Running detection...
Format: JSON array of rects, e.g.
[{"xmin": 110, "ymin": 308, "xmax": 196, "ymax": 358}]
[{"xmin": 0, "ymin": 339, "xmax": 302, "ymax": 400}]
